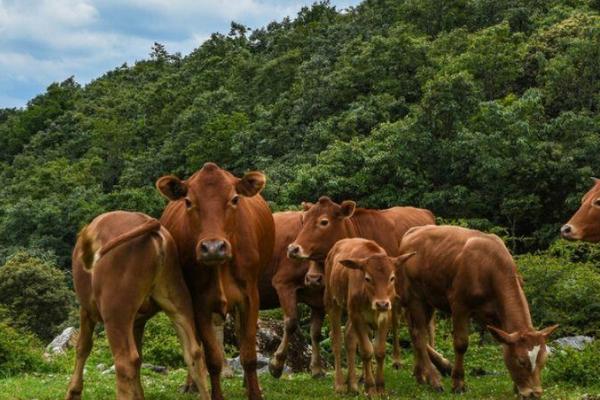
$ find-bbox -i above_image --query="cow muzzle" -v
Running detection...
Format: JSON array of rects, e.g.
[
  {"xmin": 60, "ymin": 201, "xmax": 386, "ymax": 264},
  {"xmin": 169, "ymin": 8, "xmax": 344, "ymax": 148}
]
[
  {"xmin": 560, "ymin": 224, "xmax": 577, "ymax": 240},
  {"xmin": 373, "ymin": 300, "xmax": 391, "ymax": 311},
  {"xmin": 518, "ymin": 387, "xmax": 543, "ymax": 399},
  {"xmin": 287, "ymin": 243, "xmax": 308, "ymax": 259},
  {"xmin": 197, "ymin": 239, "xmax": 232, "ymax": 264},
  {"xmin": 304, "ymin": 272, "xmax": 324, "ymax": 288}
]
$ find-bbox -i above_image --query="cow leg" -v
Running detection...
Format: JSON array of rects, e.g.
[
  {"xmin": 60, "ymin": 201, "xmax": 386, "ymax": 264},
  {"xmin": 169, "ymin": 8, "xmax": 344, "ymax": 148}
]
[
  {"xmin": 104, "ymin": 316, "xmax": 143, "ymax": 400},
  {"xmin": 428, "ymin": 314, "xmax": 436, "ymax": 347},
  {"xmin": 328, "ymin": 303, "xmax": 345, "ymax": 393},
  {"xmin": 450, "ymin": 309, "xmax": 470, "ymax": 393},
  {"xmin": 238, "ymin": 288, "xmax": 262, "ymax": 400},
  {"xmin": 196, "ymin": 308, "xmax": 225, "ymax": 400},
  {"xmin": 269, "ymin": 284, "xmax": 298, "ymax": 378},
  {"xmin": 309, "ymin": 307, "xmax": 325, "ymax": 378},
  {"xmin": 344, "ymin": 320, "xmax": 359, "ymax": 394},
  {"xmin": 374, "ymin": 316, "xmax": 390, "ymax": 394},
  {"xmin": 354, "ymin": 320, "xmax": 376, "ymax": 397},
  {"xmin": 391, "ymin": 302, "xmax": 402, "ymax": 369},
  {"xmin": 65, "ymin": 308, "xmax": 96, "ymax": 400},
  {"xmin": 406, "ymin": 301, "xmax": 442, "ymax": 391},
  {"xmin": 152, "ymin": 285, "xmax": 210, "ymax": 400},
  {"xmin": 133, "ymin": 318, "xmax": 147, "ymax": 360}
]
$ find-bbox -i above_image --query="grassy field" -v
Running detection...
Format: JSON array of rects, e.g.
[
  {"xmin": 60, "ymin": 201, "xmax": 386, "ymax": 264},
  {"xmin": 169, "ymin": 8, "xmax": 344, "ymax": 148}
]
[{"xmin": 1, "ymin": 334, "xmax": 598, "ymax": 400}]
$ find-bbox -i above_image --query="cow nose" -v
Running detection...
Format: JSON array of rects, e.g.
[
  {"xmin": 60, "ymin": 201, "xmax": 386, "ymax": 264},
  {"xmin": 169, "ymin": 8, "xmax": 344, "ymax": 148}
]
[
  {"xmin": 560, "ymin": 224, "xmax": 572, "ymax": 238},
  {"xmin": 305, "ymin": 273, "xmax": 323, "ymax": 287},
  {"xmin": 375, "ymin": 300, "xmax": 391, "ymax": 311},
  {"xmin": 287, "ymin": 244, "xmax": 300, "ymax": 258},
  {"xmin": 198, "ymin": 239, "xmax": 230, "ymax": 261}
]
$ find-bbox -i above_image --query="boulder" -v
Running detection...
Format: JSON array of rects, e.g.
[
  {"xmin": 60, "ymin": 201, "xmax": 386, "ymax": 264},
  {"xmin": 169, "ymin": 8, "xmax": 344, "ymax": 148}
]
[
  {"xmin": 45, "ymin": 327, "xmax": 78, "ymax": 356},
  {"xmin": 548, "ymin": 336, "xmax": 594, "ymax": 354}
]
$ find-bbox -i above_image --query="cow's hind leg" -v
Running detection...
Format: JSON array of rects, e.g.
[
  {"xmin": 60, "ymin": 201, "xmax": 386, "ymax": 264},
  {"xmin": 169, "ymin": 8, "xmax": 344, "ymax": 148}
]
[
  {"xmin": 309, "ymin": 307, "xmax": 325, "ymax": 378},
  {"xmin": 406, "ymin": 301, "xmax": 442, "ymax": 392},
  {"xmin": 104, "ymin": 314, "xmax": 143, "ymax": 400},
  {"xmin": 344, "ymin": 320, "xmax": 359, "ymax": 394},
  {"xmin": 152, "ymin": 285, "xmax": 210, "ymax": 400},
  {"xmin": 65, "ymin": 308, "xmax": 96, "ymax": 400},
  {"xmin": 269, "ymin": 283, "xmax": 298, "ymax": 378}
]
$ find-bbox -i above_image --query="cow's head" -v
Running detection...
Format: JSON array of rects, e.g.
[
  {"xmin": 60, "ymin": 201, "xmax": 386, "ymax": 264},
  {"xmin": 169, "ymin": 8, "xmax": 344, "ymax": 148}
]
[
  {"xmin": 339, "ymin": 253, "xmax": 412, "ymax": 313},
  {"xmin": 156, "ymin": 162, "xmax": 266, "ymax": 265},
  {"xmin": 304, "ymin": 260, "xmax": 325, "ymax": 288},
  {"xmin": 487, "ymin": 325, "xmax": 558, "ymax": 399},
  {"xmin": 561, "ymin": 178, "xmax": 600, "ymax": 242},
  {"xmin": 287, "ymin": 196, "xmax": 356, "ymax": 261}
]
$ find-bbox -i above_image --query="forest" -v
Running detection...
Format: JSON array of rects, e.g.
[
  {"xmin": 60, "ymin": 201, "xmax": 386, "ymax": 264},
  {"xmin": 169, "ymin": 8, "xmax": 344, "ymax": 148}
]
[{"xmin": 0, "ymin": 0, "xmax": 599, "ymax": 399}]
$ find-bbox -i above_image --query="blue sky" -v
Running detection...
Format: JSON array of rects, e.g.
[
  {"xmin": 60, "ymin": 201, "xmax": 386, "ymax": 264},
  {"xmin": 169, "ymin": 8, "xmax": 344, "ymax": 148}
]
[{"xmin": 0, "ymin": 0, "xmax": 361, "ymax": 109}]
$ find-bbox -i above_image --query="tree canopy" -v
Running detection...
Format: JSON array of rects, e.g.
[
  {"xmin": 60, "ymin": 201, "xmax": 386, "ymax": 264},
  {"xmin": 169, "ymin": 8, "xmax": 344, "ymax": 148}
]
[{"xmin": 1, "ymin": 0, "xmax": 599, "ymax": 266}]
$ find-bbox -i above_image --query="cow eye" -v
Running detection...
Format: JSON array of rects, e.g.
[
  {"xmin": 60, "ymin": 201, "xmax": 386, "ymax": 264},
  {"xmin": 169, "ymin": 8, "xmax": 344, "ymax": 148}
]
[
  {"xmin": 184, "ymin": 198, "xmax": 193, "ymax": 209},
  {"xmin": 594, "ymin": 198, "xmax": 600, "ymax": 207},
  {"xmin": 319, "ymin": 219, "xmax": 329, "ymax": 227},
  {"xmin": 390, "ymin": 275, "xmax": 396, "ymax": 283},
  {"xmin": 365, "ymin": 275, "xmax": 372, "ymax": 283},
  {"xmin": 231, "ymin": 195, "xmax": 240, "ymax": 206}
]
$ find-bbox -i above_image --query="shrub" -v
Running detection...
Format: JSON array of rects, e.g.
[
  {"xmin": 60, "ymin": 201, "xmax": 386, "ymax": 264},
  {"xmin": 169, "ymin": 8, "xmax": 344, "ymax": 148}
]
[
  {"xmin": 0, "ymin": 250, "xmax": 75, "ymax": 341},
  {"xmin": 547, "ymin": 341, "xmax": 600, "ymax": 386},
  {"xmin": 142, "ymin": 313, "xmax": 184, "ymax": 368},
  {"xmin": 517, "ymin": 252, "xmax": 600, "ymax": 336},
  {"xmin": 0, "ymin": 319, "xmax": 47, "ymax": 377}
]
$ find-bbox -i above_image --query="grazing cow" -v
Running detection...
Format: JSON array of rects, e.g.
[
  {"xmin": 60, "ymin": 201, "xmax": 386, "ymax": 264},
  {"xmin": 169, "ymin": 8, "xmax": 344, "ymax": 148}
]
[
  {"xmin": 263, "ymin": 212, "xmax": 326, "ymax": 379},
  {"xmin": 561, "ymin": 178, "xmax": 600, "ymax": 242},
  {"xmin": 157, "ymin": 162, "xmax": 275, "ymax": 400},
  {"xmin": 66, "ymin": 211, "xmax": 209, "ymax": 400},
  {"xmin": 287, "ymin": 196, "xmax": 436, "ymax": 368},
  {"xmin": 397, "ymin": 225, "xmax": 558, "ymax": 398},
  {"xmin": 325, "ymin": 238, "xmax": 411, "ymax": 395}
]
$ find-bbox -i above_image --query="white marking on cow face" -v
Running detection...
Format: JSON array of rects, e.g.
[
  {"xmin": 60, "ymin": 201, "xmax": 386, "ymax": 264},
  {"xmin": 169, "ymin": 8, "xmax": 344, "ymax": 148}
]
[{"xmin": 528, "ymin": 345, "xmax": 541, "ymax": 372}]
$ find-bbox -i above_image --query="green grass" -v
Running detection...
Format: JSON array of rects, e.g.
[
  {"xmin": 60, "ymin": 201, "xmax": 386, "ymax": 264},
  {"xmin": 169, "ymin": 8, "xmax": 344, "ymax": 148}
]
[{"xmin": 0, "ymin": 341, "xmax": 598, "ymax": 400}]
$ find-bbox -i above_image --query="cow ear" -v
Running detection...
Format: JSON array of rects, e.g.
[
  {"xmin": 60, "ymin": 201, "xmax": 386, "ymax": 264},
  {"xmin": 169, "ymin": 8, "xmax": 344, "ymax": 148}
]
[
  {"xmin": 302, "ymin": 202, "xmax": 314, "ymax": 211},
  {"xmin": 339, "ymin": 258, "xmax": 365, "ymax": 270},
  {"xmin": 487, "ymin": 325, "xmax": 519, "ymax": 344},
  {"xmin": 539, "ymin": 324, "xmax": 559, "ymax": 339},
  {"xmin": 156, "ymin": 175, "xmax": 187, "ymax": 201},
  {"xmin": 392, "ymin": 252, "xmax": 416, "ymax": 268},
  {"xmin": 236, "ymin": 171, "xmax": 266, "ymax": 197},
  {"xmin": 338, "ymin": 200, "xmax": 356, "ymax": 219}
]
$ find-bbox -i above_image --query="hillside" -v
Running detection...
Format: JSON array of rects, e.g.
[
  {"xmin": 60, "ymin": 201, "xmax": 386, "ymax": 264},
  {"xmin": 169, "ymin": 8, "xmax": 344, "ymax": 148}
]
[{"xmin": 1, "ymin": 0, "xmax": 600, "ymax": 266}]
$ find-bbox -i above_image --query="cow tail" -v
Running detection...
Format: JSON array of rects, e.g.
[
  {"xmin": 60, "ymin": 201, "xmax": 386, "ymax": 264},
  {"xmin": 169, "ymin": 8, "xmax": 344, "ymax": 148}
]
[
  {"xmin": 78, "ymin": 226, "xmax": 96, "ymax": 272},
  {"xmin": 98, "ymin": 219, "xmax": 162, "ymax": 258}
]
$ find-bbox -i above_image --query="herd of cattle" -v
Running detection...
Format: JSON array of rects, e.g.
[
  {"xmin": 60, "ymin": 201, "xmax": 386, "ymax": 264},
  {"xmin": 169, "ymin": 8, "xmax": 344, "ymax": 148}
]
[{"xmin": 63, "ymin": 162, "xmax": 599, "ymax": 400}]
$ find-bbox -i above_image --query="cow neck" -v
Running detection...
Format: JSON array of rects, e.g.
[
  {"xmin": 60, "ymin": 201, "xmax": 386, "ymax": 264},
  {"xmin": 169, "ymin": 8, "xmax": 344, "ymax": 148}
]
[
  {"xmin": 494, "ymin": 273, "xmax": 534, "ymax": 334},
  {"xmin": 344, "ymin": 214, "xmax": 362, "ymax": 238}
]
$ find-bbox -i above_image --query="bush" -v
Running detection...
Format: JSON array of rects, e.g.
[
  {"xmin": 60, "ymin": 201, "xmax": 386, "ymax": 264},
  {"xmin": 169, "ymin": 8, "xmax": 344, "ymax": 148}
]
[
  {"xmin": 517, "ymin": 252, "xmax": 600, "ymax": 337},
  {"xmin": 142, "ymin": 313, "xmax": 185, "ymax": 368},
  {"xmin": 0, "ymin": 319, "xmax": 47, "ymax": 377},
  {"xmin": 547, "ymin": 341, "xmax": 600, "ymax": 386},
  {"xmin": 0, "ymin": 250, "xmax": 75, "ymax": 341}
]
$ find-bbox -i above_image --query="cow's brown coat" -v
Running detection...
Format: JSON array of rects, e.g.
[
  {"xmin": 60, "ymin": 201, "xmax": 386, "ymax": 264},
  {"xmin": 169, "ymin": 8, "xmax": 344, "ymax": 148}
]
[
  {"xmin": 397, "ymin": 225, "xmax": 558, "ymax": 398},
  {"xmin": 66, "ymin": 211, "xmax": 208, "ymax": 400},
  {"xmin": 158, "ymin": 163, "xmax": 274, "ymax": 400}
]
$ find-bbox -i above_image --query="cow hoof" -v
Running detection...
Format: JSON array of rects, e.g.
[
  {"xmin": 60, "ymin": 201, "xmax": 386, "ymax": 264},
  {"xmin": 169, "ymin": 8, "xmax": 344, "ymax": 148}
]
[
  {"xmin": 178, "ymin": 383, "xmax": 198, "ymax": 393},
  {"xmin": 452, "ymin": 385, "xmax": 467, "ymax": 394},
  {"xmin": 268, "ymin": 360, "xmax": 284, "ymax": 379},
  {"xmin": 431, "ymin": 385, "xmax": 444, "ymax": 393},
  {"xmin": 335, "ymin": 384, "xmax": 347, "ymax": 394},
  {"xmin": 65, "ymin": 391, "xmax": 82, "ymax": 400},
  {"xmin": 392, "ymin": 360, "xmax": 402, "ymax": 370},
  {"xmin": 311, "ymin": 370, "xmax": 326, "ymax": 379}
]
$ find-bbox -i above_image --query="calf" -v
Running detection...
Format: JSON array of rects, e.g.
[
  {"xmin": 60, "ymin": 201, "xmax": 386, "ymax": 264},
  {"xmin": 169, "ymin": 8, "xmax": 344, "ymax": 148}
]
[
  {"xmin": 325, "ymin": 238, "xmax": 411, "ymax": 395},
  {"xmin": 561, "ymin": 177, "xmax": 600, "ymax": 241},
  {"xmin": 158, "ymin": 162, "xmax": 275, "ymax": 400},
  {"xmin": 398, "ymin": 225, "xmax": 558, "ymax": 398},
  {"xmin": 66, "ymin": 211, "xmax": 208, "ymax": 400}
]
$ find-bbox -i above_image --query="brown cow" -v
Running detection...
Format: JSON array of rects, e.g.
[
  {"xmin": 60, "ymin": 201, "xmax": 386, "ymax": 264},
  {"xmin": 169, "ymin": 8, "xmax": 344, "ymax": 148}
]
[
  {"xmin": 287, "ymin": 196, "xmax": 436, "ymax": 367},
  {"xmin": 397, "ymin": 225, "xmax": 558, "ymax": 398},
  {"xmin": 66, "ymin": 211, "xmax": 209, "ymax": 400},
  {"xmin": 262, "ymin": 212, "xmax": 326, "ymax": 378},
  {"xmin": 325, "ymin": 238, "xmax": 411, "ymax": 395},
  {"xmin": 157, "ymin": 162, "xmax": 275, "ymax": 400},
  {"xmin": 561, "ymin": 178, "xmax": 600, "ymax": 242}
]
